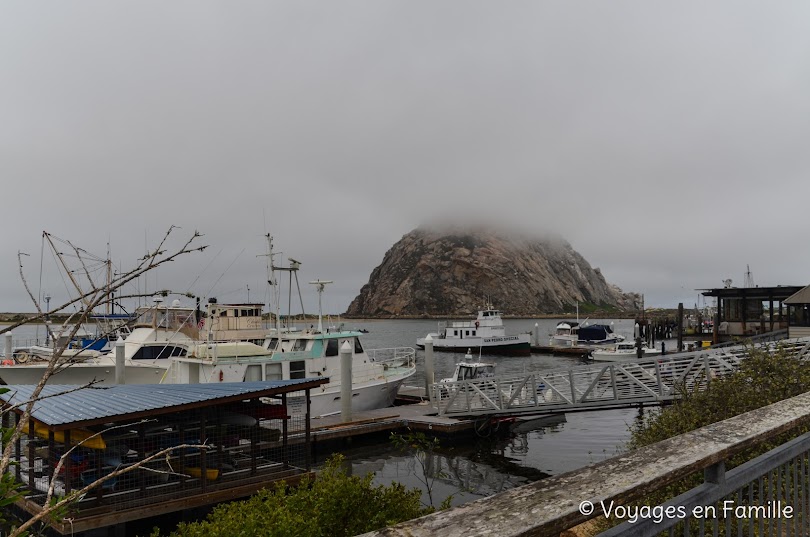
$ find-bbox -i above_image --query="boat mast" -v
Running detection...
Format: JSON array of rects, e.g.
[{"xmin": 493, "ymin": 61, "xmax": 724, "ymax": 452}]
[
  {"xmin": 262, "ymin": 233, "xmax": 281, "ymax": 334},
  {"xmin": 43, "ymin": 231, "xmax": 93, "ymax": 311},
  {"xmin": 308, "ymin": 280, "xmax": 333, "ymax": 332}
]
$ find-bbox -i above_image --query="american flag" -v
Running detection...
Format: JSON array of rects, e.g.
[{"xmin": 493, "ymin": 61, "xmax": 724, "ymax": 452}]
[{"xmin": 197, "ymin": 318, "xmax": 205, "ymax": 329}]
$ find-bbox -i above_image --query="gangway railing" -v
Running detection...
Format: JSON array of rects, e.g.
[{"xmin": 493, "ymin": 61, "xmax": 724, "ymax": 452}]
[{"xmin": 431, "ymin": 337, "xmax": 810, "ymax": 417}]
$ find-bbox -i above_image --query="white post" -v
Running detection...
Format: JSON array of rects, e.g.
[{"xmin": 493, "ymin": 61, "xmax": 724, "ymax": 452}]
[
  {"xmin": 424, "ymin": 334, "xmax": 435, "ymax": 395},
  {"xmin": 115, "ymin": 337, "xmax": 125, "ymax": 384},
  {"xmin": 340, "ymin": 341, "xmax": 352, "ymax": 422},
  {"xmin": 4, "ymin": 332, "xmax": 12, "ymax": 360},
  {"xmin": 533, "ymin": 323, "xmax": 539, "ymax": 346}
]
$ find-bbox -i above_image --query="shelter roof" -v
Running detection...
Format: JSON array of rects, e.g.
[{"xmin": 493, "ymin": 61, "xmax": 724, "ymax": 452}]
[
  {"xmin": 698, "ymin": 286, "xmax": 804, "ymax": 300},
  {"xmin": 0, "ymin": 379, "xmax": 325, "ymax": 430},
  {"xmin": 783, "ymin": 285, "xmax": 810, "ymax": 305}
]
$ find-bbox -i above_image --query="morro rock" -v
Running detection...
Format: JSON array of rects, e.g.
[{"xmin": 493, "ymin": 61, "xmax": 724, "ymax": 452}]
[{"xmin": 346, "ymin": 227, "xmax": 639, "ymax": 316}]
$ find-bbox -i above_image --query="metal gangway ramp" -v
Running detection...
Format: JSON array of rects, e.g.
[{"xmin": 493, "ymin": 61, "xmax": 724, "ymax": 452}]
[{"xmin": 431, "ymin": 337, "xmax": 810, "ymax": 417}]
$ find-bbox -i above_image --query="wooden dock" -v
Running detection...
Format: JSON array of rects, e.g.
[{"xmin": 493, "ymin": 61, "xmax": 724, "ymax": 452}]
[
  {"xmin": 530, "ymin": 344, "xmax": 592, "ymax": 356},
  {"xmin": 308, "ymin": 398, "xmax": 477, "ymax": 444}
]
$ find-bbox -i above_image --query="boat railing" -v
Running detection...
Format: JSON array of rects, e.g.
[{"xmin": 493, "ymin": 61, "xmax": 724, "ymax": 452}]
[{"xmin": 367, "ymin": 347, "xmax": 416, "ymax": 369}]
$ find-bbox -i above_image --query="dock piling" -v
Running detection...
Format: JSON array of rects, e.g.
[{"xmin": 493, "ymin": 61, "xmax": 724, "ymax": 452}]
[
  {"xmin": 340, "ymin": 341, "xmax": 352, "ymax": 422},
  {"xmin": 114, "ymin": 337, "xmax": 125, "ymax": 384},
  {"xmin": 4, "ymin": 332, "xmax": 11, "ymax": 360}
]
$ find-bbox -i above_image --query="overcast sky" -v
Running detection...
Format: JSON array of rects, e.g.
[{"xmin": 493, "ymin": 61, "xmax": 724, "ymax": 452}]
[{"xmin": 2, "ymin": 1, "xmax": 809, "ymax": 315}]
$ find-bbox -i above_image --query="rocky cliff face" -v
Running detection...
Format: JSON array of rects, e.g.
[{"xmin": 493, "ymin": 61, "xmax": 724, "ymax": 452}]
[{"xmin": 346, "ymin": 227, "xmax": 639, "ymax": 316}]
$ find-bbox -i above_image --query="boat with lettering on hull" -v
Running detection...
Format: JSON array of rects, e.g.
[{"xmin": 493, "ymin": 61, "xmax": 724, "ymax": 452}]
[{"xmin": 417, "ymin": 304, "xmax": 531, "ymax": 356}]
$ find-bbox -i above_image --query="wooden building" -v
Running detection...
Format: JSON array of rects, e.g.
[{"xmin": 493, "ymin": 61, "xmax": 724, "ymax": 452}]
[
  {"xmin": 783, "ymin": 285, "xmax": 810, "ymax": 338},
  {"xmin": 0, "ymin": 379, "xmax": 327, "ymax": 534},
  {"xmin": 700, "ymin": 285, "xmax": 804, "ymax": 344}
]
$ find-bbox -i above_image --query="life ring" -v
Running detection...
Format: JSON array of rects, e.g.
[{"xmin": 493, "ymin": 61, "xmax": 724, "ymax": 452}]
[{"xmin": 15, "ymin": 352, "xmax": 29, "ymax": 364}]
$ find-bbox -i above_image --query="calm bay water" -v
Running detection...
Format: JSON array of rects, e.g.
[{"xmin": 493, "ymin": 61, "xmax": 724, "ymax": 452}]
[
  {"xmin": 327, "ymin": 317, "xmax": 650, "ymax": 506},
  {"xmin": 3, "ymin": 317, "xmax": 654, "ymax": 508}
]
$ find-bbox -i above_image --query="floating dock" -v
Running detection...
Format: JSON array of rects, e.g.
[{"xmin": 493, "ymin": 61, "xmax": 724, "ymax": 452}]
[{"xmin": 530, "ymin": 345, "xmax": 592, "ymax": 356}]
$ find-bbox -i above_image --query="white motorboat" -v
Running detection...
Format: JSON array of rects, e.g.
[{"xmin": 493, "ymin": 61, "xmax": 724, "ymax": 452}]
[
  {"xmin": 417, "ymin": 303, "xmax": 531, "ymax": 356},
  {"xmin": 549, "ymin": 321, "xmax": 624, "ymax": 347},
  {"xmin": 163, "ymin": 331, "xmax": 416, "ymax": 418},
  {"xmin": 590, "ymin": 341, "xmax": 662, "ymax": 362},
  {"xmin": 0, "ymin": 298, "xmax": 268, "ymax": 385}
]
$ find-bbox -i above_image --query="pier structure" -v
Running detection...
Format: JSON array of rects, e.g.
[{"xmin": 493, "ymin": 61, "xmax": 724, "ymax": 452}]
[
  {"xmin": 0, "ymin": 379, "xmax": 326, "ymax": 535},
  {"xmin": 364, "ymin": 388, "xmax": 810, "ymax": 537},
  {"xmin": 431, "ymin": 337, "xmax": 810, "ymax": 417}
]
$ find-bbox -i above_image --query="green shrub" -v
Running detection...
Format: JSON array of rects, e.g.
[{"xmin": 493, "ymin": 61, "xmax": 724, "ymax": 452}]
[
  {"xmin": 597, "ymin": 345, "xmax": 810, "ymax": 535},
  {"xmin": 151, "ymin": 454, "xmax": 431, "ymax": 537}
]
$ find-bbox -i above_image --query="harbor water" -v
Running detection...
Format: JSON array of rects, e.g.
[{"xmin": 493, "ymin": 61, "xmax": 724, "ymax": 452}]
[
  {"xmin": 2, "ymin": 318, "xmax": 655, "ymax": 509},
  {"xmin": 322, "ymin": 317, "xmax": 650, "ymax": 507}
]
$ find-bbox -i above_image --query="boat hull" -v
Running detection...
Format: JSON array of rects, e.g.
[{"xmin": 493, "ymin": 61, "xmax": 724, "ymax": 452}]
[
  {"xmin": 417, "ymin": 339, "xmax": 531, "ymax": 356},
  {"xmin": 0, "ymin": 361, "xmax": 167, "ymax": 385},
  {"xmin": 305, "ymin": 373, "xmax": 413, "ymax": 418},
  {"xmin": 590, "ymin": 349, "xmax": 663, "ymax": 362}
]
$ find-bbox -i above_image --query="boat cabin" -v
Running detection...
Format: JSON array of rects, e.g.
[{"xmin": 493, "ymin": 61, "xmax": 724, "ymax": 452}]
[
  {"xmin": 441, "ymin": 362, "xmax": 495, "ymax": 383},
  {"xmin": 205, "ymin": 302, "xmax": 266, "ymax": 343},
  {"xmin": 699, "ymin": 285, "xmax": 803, "ymax": 343},
  {"xmin": 439, "ymin": 306, "xmax": 506, "ymax": 340}
]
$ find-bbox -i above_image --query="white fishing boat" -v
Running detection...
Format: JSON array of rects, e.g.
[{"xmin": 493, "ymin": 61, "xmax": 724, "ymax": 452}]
[
  {"xmin": 590, "ymin": 341, "xmax": 662, "ymax": 362},
  {"xmin": 417, "ymin": 304, "xmax": 531, "ymax": 356},
  {"xmin": 440, "ymin": 357, "xmax": 495, "ymax": 383}
]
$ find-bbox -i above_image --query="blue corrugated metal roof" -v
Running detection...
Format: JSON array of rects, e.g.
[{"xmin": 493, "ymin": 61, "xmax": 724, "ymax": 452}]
[{"xmin": 0, "ymin": 379, "xmax": 321, "ymax": 428}]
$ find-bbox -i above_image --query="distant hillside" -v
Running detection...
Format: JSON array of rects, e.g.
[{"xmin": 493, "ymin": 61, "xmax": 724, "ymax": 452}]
[{"xmin": 346, "ymin": 227, "xmax": 640, "ymax": 316}]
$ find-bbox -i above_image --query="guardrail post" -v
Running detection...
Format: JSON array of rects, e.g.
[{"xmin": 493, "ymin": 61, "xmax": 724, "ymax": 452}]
[
  {"xmin": 704, "ymin": 461, "xmax": 726, "ymax": 485},
  {"xmin": 569, "ymin": 369, "xmax": 577, "ymax": 403}
]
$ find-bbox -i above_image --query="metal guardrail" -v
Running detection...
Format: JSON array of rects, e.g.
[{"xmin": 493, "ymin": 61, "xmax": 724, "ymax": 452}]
[
  {"xmin": 598, "ymin": 432, "xmax": 810, "ymax": 536},
  {"xmin": 363, "ymin": 388, "xmax": 810, "ymax": 537},
  {"xmin": 367, "ymin": 346, "xmax": 416, "ymax": 368},
  {"xmin": 711, "ymin": 329, "xmax": 789, "ymax": 348},
  {"xmin": 431, "ymin": 338, "xmax": 810, "ymax": 417}
]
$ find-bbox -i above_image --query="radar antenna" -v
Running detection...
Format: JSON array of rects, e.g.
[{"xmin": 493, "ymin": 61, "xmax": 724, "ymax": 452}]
[{"xmin": 308, "ymin": 279, "xmax": 333, "ymax": 333}]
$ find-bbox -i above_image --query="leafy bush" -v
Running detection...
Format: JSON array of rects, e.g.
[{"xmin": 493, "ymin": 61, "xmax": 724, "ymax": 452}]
[
  {"xmin": 595, "ymin": 345, "xmax": 810, "ymax": 535},
  {"xmin": 629, "ymin": 344, "xmax": 810, "ymax": 450},
  {"xmin": 151, "ymin": 454, "xmax": 431, "ymax": 537}
]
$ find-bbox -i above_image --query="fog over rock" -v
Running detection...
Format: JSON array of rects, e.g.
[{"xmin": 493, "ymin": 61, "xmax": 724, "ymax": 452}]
[{"xmin": 346, "ymin": 227, "xmax": 640, "ymax": 316}]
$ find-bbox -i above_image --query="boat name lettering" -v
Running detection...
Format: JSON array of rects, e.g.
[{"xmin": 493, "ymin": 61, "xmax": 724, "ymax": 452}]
[{"xmin": 483, "ymin": 336, "xmax": 519, "ymax": 343}]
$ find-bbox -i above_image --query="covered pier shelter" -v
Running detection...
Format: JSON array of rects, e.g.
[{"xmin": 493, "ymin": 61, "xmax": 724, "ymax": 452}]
[
  {"xmin": 700, "ymin": 285, "xmax": 803, "ymax": 344},
  {"xmin": 0, "ymin": 379, "xmax": 326, "ymax": 534}
]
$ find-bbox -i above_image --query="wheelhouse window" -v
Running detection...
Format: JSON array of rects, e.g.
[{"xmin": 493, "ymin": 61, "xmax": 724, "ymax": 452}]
[
  {"xmin": 292, "ymin": 339, "xmax": 308, "ymax": 352},
  {"xmin": 354, "ymin": 337, "xmax": 363, "ymax": 354},
  {"xmin": 265, "ymin": 362, "xmax": 282, "ymax": 381},
  {"xmin": 325, "ymin": 338, "xmax": 339, "ymax": 357},
  {"xmin": 132, "ymin": 346, "xmax": 186, "ymax": 360},
  {"xmin": 289, "ymin": 360, "xmax": 306, "ymax": 379}
]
